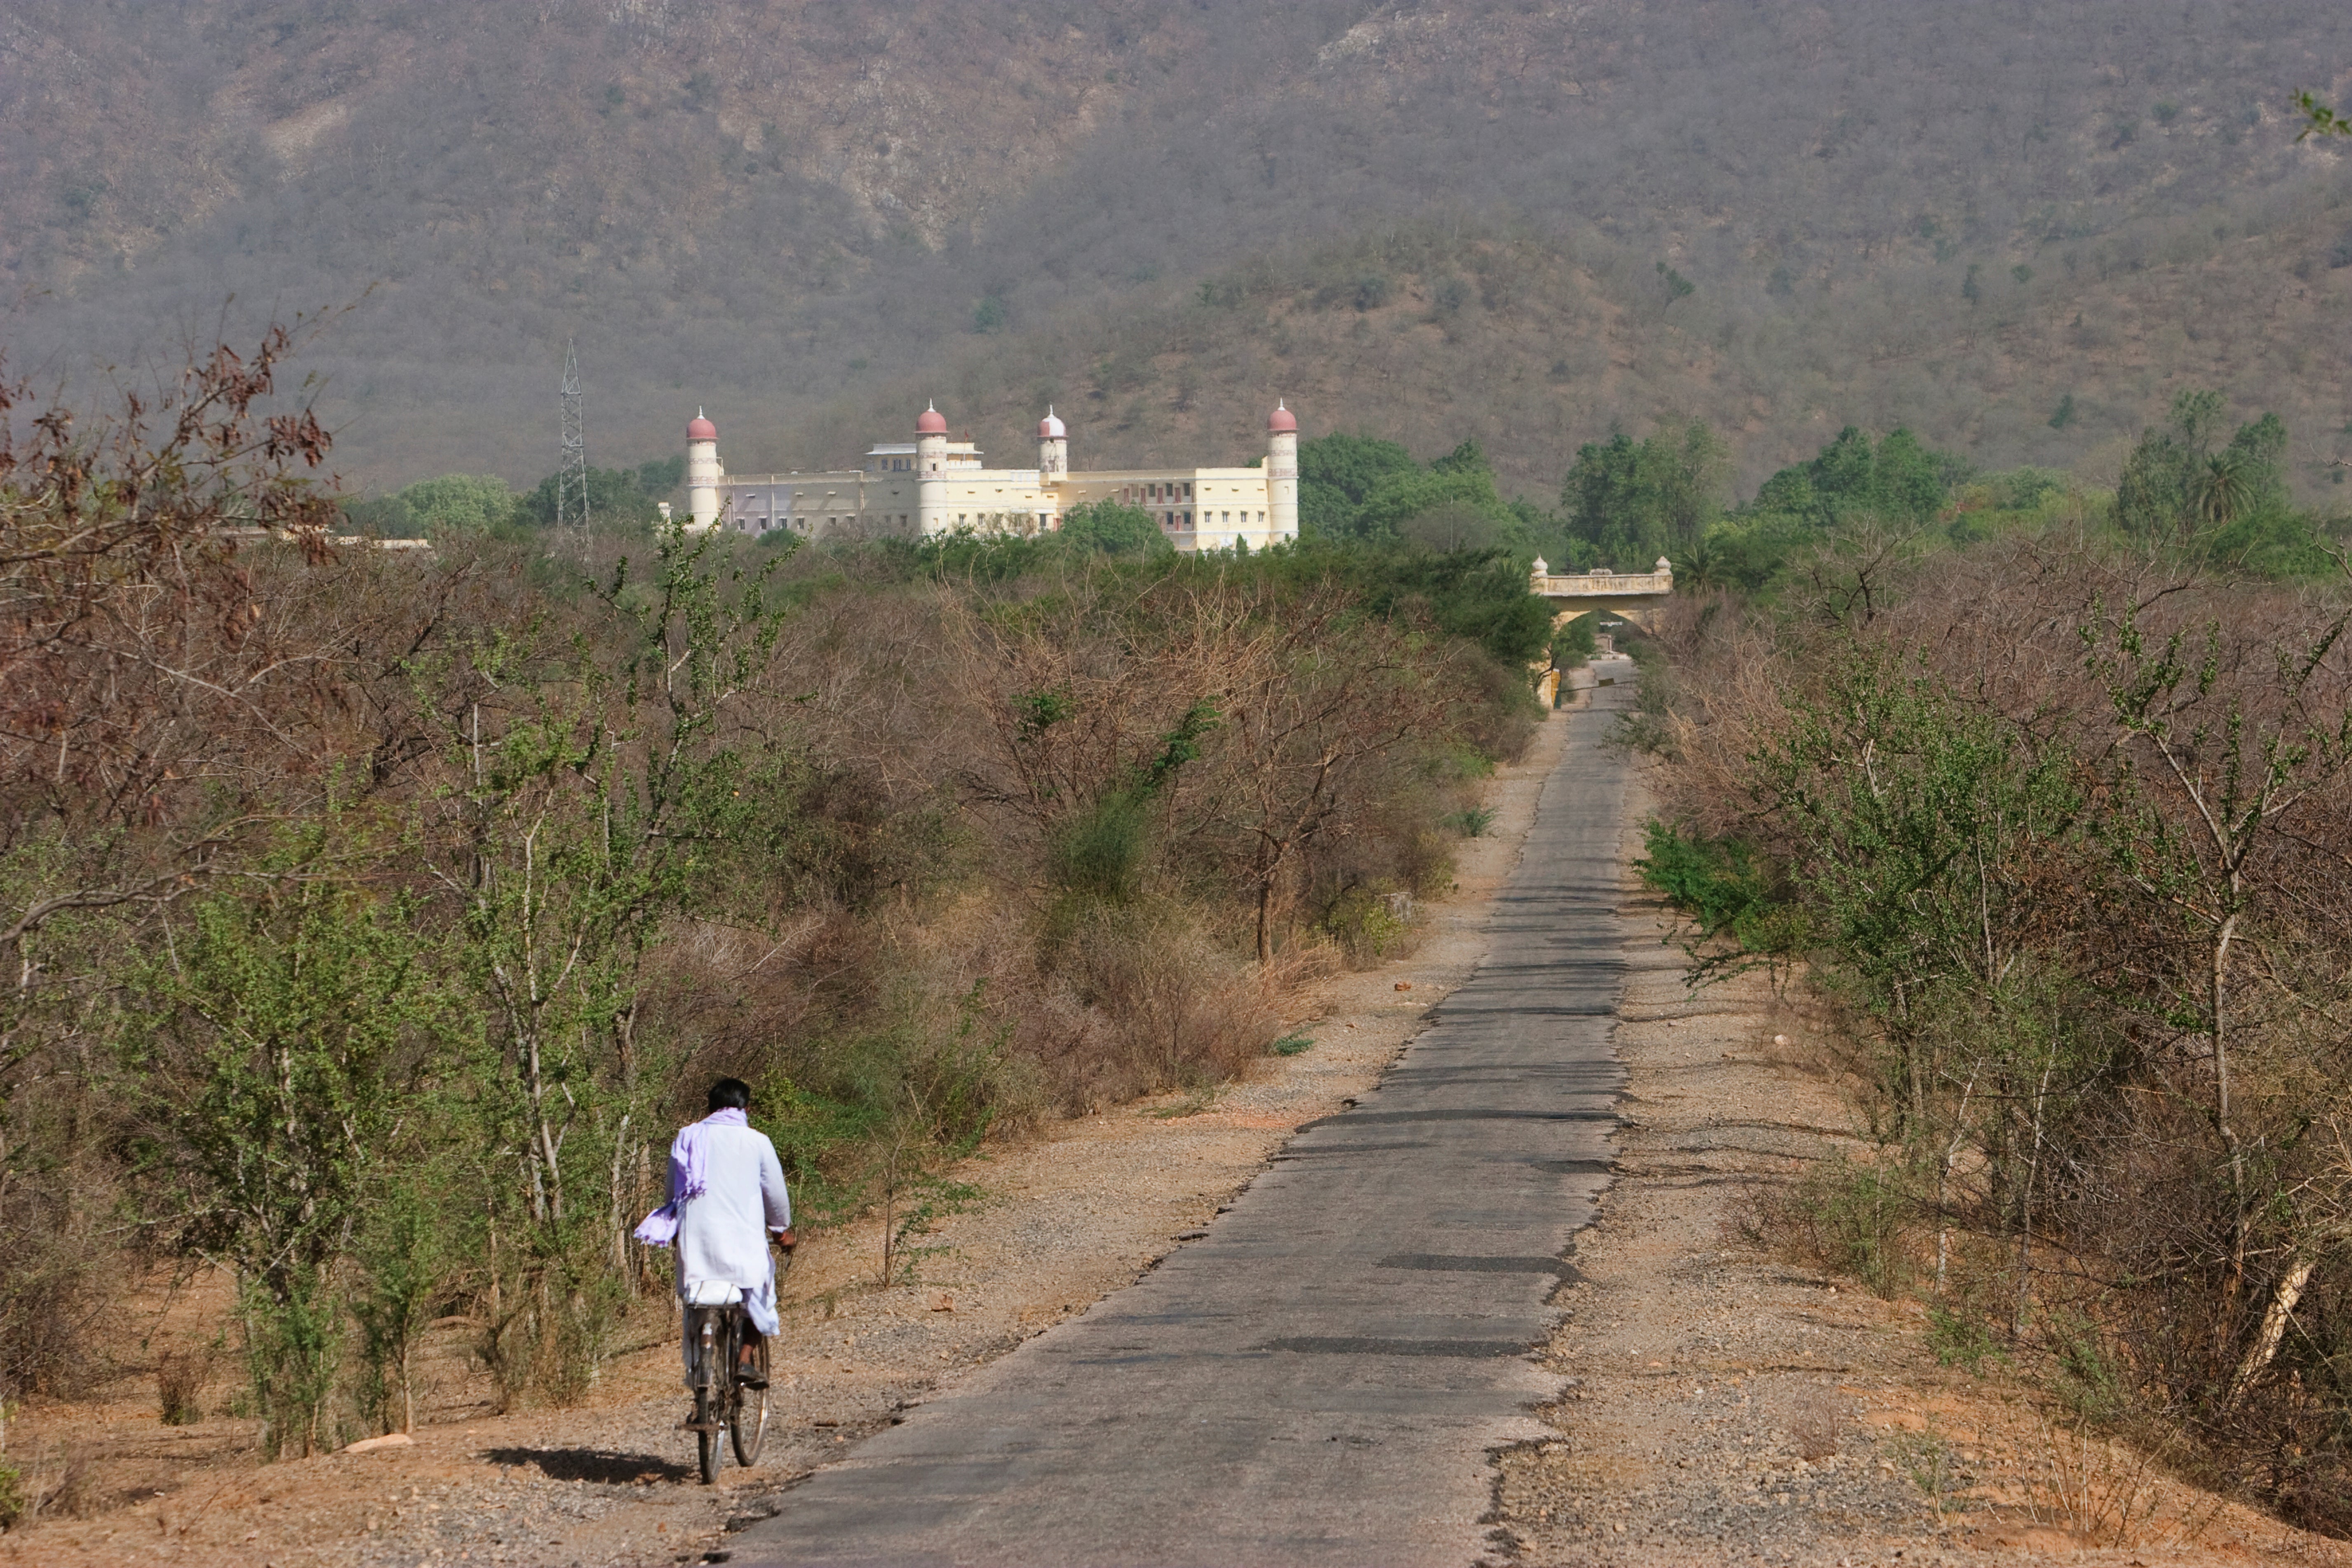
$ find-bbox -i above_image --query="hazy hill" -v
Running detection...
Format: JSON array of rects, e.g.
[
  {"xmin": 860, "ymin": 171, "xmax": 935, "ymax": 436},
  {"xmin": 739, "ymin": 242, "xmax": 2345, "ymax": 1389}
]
[{"xmin": 7, "ymin": 0, "xmax": 2352, "ymax": 500}]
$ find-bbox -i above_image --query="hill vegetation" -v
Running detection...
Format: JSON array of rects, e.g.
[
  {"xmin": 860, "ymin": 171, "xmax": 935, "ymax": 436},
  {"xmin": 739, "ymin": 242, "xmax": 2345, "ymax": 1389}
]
[{"xmin": 7, "ymin": 1, "xmax": 2352, "ymax": 499}]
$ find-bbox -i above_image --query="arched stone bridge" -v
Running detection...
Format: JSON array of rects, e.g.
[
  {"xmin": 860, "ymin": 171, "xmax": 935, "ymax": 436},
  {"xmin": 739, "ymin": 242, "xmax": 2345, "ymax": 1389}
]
[
  {"xmin": 1532, "ymin": 556, "xmax": 1675, "ymax": 634},
  {"xmin": 1528, "ymin": 557, "xmax": 1672, "ymax": 705}
]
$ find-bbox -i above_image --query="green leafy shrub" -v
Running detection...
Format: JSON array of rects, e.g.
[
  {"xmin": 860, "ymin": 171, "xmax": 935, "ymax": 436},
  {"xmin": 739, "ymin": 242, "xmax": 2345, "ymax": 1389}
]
[
  {"xmin": 1927, "ymin": 1304, "xmax": 2007, "ymax": 1373},
  {"xmin": 1050, "ymin": 790, "xmax": 1153, "ymax": 903},
  {"xmin": 1634, "ymin": 821, "xmax": 1805, "ymax": 959},
  {"xmin": 2044, "ymin": 1307, "xmax": 2133, "ymax": 1425},
  {"xmin": 1779, "ymin": 1158, "xmax": 1919, "ymax": 1299},
  {"xmin": 1322, "ymin": 884, "xmax": 1411, "ymax": 965},
  {"xmin": 1552, "ymin": 611, "xmax": 1596, "ymax": 669},
  {"xmin": 242, "ymin": 1275, "xmax": 342, "ymax": 1460},
  {"xmin": 1057, "ymin": 499, "xmax": 1169, "ymax": 557},
  {"xmin": 393, "ymin": 474, "xmax": 517, "ymax": 536}
]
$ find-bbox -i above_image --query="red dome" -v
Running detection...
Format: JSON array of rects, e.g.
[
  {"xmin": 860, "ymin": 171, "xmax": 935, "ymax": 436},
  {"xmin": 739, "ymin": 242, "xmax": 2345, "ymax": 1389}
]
[
  {"xmin": 916, "ymin": 402, "xmax": 948, "ymax": 435},
  {"xmin": 686, "ymin": 411, "xmax": 717, "ymax": 442},
  {"xmin": 1268, "ymin": 401, "xmax": 1298, "ymax": 434},
  {"xmin": 1038, "ymin": 407, "xmax": 1067, "ymax": 439}
]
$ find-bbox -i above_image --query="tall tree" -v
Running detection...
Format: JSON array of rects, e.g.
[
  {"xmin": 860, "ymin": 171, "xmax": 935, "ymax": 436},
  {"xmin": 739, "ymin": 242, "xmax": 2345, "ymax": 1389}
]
[
  {"xmin": 1297, "ymin": 434, "xmax": 1419, "ymax": 539},
  {"xmin": 2115, "ymin": 392, "xmax": 2290, "ymax": 545},
  {"xmin": 1742, "ymin": 425, "xmax": 1960, "ymax": 529},
  {"xmin": 1560, "ymin": 421, "xmax": 1727, "ymax": 563}
]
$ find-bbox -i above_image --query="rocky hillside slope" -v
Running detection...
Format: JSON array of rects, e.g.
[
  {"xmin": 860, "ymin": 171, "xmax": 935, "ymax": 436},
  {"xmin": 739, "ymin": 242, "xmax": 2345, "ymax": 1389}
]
[{"xmin": 6, "ymin": 0, "xmax": 2350, "ymax": 496}]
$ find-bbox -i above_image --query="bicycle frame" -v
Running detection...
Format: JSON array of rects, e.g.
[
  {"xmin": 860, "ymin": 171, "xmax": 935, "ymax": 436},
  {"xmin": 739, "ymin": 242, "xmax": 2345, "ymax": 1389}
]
[{"xmin": 685, "ymin": 1303, "xmax": 740, "ymax": 1419}]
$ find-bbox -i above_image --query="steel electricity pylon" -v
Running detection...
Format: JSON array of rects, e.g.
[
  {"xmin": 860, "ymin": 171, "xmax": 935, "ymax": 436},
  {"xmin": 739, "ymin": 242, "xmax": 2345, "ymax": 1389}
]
[{"xmin": 556, "ymin": 338, "xmax": 590, "ymax": 544}]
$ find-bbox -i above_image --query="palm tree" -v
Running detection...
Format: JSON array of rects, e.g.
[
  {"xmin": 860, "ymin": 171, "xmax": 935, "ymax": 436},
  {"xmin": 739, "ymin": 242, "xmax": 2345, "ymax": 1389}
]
[
  {"xmin": 2188, "ymin": 451, "xmax": 2256, "ymax": 530},
  {"xmin": 1672, "ymin": 535, "xmax": 1726, "ymax": 592}
]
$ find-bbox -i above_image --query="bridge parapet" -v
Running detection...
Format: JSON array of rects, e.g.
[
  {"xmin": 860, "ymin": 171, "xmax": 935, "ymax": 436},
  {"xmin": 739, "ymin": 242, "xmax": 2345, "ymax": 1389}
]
[{"xmin": 1530, "ymin": 555, "xmax": 1673, "ymax": 599}]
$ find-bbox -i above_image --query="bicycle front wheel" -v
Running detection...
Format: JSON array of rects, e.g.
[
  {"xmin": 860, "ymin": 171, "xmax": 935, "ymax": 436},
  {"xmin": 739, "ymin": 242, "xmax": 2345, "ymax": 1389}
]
[{"xmin": 731, "ymin": 1335, "xmax": 769, "ymax": 1467}]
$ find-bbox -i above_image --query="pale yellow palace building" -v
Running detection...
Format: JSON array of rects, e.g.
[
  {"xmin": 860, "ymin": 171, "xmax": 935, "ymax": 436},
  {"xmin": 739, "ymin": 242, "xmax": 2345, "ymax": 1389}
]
[{"xmin": 681, "ymin": 401, "xmax": 1301, "ymax": 552}]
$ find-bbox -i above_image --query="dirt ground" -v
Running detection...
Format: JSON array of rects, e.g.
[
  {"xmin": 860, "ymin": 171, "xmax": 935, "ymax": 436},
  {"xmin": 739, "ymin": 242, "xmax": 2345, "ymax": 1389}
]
[
  {"xmin": 0, "ymin": 698, "xmax": 1580, "ymax": 1568},
  {"xmin": 1486, "ymin": 768, "xmax": 2352, "ymax": 1568}
]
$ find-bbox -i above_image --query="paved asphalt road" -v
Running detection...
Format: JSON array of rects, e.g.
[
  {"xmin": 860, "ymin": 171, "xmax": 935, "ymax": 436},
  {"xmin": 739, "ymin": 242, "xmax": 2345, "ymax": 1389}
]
[{"xmin": 737, "ymin": 668, "xmax": 1638, "ymax": 1567}]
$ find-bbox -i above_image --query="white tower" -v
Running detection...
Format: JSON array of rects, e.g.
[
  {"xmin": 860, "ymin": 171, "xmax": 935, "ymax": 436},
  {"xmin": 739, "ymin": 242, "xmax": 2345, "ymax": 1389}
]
[
  {"xmin": 1267, "ymin": 400, "xmax": 1299, "ymax": 542},
  {"xmin": 914, "ymin": 402, "xmax": 949, "ymax": 535},
  {"xmin": 686, "ymin": 409, "xmax": 721, "ymax": 531},
  {"xmin": 1037, "ymin": 407, "xmax": 1068, "ymax": 480}
]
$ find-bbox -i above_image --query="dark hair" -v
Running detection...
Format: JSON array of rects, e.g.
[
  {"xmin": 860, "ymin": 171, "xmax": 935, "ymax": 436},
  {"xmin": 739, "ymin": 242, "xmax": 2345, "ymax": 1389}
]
[{"xmin": 707, "ymin": 1077, "xmax": 752, "ymax": 1114}]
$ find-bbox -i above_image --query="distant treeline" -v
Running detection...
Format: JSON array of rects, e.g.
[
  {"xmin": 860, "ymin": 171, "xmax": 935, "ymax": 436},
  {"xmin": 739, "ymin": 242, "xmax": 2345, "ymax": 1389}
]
[{"xmin": 1281, "ymin": 390, "xmax": 2347, "ymax": 585}]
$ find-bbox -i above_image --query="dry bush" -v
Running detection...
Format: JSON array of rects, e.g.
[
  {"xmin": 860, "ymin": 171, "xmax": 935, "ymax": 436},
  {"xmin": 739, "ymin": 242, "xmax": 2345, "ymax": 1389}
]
[
  {"xmin": 1057, "ymin": 904, "xmax": 1280, "ymax": 1098},
  {"xmin": 1450, "ymin": 647, "xmax": 1544, "ymax": 766},
  {"xmin": 154, "ymin": 1347, "xmax": 212, "ymax": 1427},
  {"xmin": 2, "ymin": 335, "xmax": 1538, "ymax": 1454},
  {"xmin": 2023, "ymin": 1417, "xmax": 2179, "ymax": 1549},
  {"xmin": 638, "ymin": 555, "xmax": 1497, "ymax": 1138},
  {"xmin": 26, "ymin": 1445, "xmax": 97, "ymax": 1521},
  {"xmin": 1635, "ymin": 589, "xmax": 1798, "ymax": 838},
  {"xmin": 1788, "ymin": 1384, "xmax": 1844, "ymax": 1462},
  {"xmin": 0, "ymin": 336, "xmax": 545, "ymax": 1407},
  {"xmin": 0, "ymin": 1154, "xmax": 113, "ymax": 1403}
]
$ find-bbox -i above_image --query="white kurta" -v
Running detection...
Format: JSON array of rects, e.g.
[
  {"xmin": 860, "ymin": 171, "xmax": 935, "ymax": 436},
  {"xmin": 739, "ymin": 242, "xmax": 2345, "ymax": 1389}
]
[{"xmin": 672, "ymin": 1121, "xmax": 792, "ymax": 1341}]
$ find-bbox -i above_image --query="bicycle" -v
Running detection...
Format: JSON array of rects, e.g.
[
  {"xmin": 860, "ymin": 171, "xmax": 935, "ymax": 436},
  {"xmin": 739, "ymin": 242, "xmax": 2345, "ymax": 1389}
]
[
  {"xmin": 681, "ymin": 1279, "xmax": 769, "ymax": 1483},
  {"xmin": 679, "ymin": 1239, "xmax": 797, "ymax": 1486}
]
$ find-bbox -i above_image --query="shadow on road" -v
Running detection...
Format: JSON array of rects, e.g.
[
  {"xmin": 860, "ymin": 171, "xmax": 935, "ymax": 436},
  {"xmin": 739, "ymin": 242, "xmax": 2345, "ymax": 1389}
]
[{"xmin": 481, "ymin": 1446, "xmax": 692, "ymax": 1484}]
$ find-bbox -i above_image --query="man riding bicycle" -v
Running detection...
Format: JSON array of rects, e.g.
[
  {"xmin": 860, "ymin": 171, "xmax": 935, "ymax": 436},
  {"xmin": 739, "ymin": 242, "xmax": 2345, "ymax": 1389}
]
[{"xmin": 635, "ymin": 1078, "xmax": 794, "ymax": 1386}]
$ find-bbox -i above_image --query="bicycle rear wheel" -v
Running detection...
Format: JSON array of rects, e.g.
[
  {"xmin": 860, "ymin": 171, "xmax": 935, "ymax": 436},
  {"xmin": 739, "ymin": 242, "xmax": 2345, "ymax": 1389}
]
[
  {"xmin": 694, "ymin": 1385, "xmax": 722, "ymax": 1484},
  {"xmin": 730, "ymin": 1333, "xmax": 769, "ymax": 1467},
  {"xmin": 689, "ymin": 1307, "xmax": 726, "ymax": 1485}
]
